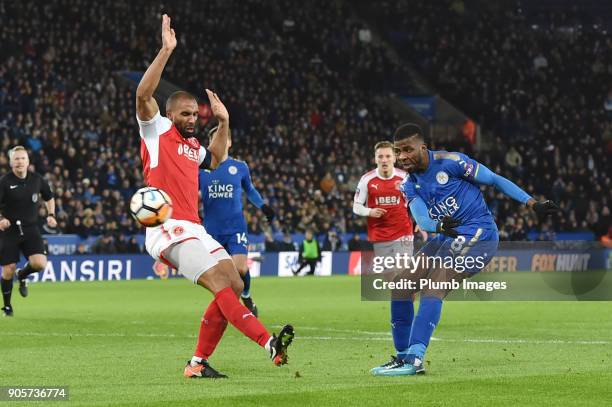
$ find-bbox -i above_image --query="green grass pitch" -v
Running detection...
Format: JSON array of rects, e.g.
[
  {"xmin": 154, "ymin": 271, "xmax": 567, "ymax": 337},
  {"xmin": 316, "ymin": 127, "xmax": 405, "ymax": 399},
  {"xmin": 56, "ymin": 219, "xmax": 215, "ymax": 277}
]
[{"xmin": 1, "ymin": 276, "xmax": 611, "ymax": 406}]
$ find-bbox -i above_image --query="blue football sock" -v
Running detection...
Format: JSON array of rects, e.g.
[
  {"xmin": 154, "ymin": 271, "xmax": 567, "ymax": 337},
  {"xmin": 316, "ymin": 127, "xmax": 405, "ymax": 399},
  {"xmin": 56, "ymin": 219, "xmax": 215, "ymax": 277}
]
[
  {"xmin": 407, "ymin": 297, "xmax": 443, "ymax": 360},
  {"xmin": 390, "ymin": 299, "xmax": 414, "ymax": 356},
  {"xmin": 240, "ymin": 270, "xmax": 251, "ymax": 299}
]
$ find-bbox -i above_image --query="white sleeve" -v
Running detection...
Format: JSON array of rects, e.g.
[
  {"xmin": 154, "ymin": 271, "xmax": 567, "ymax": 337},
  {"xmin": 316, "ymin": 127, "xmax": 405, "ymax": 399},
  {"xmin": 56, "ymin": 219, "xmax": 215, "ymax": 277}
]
[
  {"xmin": 137, "ymin": 111, "xmax": 172, "ymax": 141},
  {"xmin": 137, "ymin": 111, "xmax": 172, "ymax": 169},
  {"xmin": 353, "ymin": 176, "xmax": 371, "ymax": 216},
  {"xmin": 353, "ymin": 201, "xmax": 371, "ymax": 217},
  {"xmin": 354, "ymin": 176, "xmax": 368, "ymax": 205}
]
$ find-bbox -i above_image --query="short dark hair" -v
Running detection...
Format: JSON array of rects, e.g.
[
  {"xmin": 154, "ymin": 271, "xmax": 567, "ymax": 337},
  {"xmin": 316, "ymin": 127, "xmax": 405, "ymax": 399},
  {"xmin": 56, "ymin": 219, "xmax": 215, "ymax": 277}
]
[
  {"xmin": 207, "ymin": 125, "xmax": 232, "ymax": 141},
  {"xmin": 393, "ymin": 123, "xmax": 424, "ymax": 144},
  {"xmin": 374, "ymin": 141, "xmax": 394, "ymax": 152},
  {"xmin": 165, "ymin": 90, "xmax": 197, "ymax": 112}
]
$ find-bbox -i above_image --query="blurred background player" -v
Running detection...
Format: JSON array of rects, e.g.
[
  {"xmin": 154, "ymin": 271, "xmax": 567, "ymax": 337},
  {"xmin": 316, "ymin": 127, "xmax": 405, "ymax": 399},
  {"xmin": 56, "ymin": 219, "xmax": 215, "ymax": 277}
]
[
  {"xmin": 370, "ymin": 123, "xmax": 559, "ymax": 376},
  {"xmin": 353, "ymin": 140, "xmax": 426, "ymax": 373},
  {"xmin": 136, "ymin": 14, "xmax": 293, "ymax": 378},
  {"xmin": 292, "ymin": 229, "xmax": 321, "ymax": 276},
  {"xmin": 0, "ymin": 146, "xmax": 57, "ymax": 316},
  {"xmin": 353, "ymin": 140, "xmax": 424, "ymax": 246},
  {"xmin": 199, "ymin": 126, "xmax": 276, "ymax": 317}
]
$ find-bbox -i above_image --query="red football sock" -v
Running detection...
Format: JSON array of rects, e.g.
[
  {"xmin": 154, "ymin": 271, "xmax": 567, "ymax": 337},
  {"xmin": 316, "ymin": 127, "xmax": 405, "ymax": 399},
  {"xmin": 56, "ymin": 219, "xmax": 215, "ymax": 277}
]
[
  {"xmin": 194, "ymin": 299, "xmax": 228, "ymax": 359},
  {"xmin": 215, "ymin": 287, "xmax": 271, "ymax": 347}
]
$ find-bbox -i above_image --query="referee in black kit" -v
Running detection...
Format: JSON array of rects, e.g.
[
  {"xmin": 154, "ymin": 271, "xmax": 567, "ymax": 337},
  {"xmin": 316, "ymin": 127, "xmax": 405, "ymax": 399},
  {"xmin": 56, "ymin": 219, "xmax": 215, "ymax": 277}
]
[{"xmin": 0, "ymin": 146, "xmax": 56, "ymax": 317}]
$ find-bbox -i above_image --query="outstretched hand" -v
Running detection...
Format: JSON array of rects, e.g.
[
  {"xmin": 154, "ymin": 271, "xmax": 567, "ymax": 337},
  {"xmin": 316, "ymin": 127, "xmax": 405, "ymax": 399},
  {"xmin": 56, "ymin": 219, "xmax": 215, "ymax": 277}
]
[
  {"xmin": 206, "ymin": 89, "xmax": 229, "ymax": 123},
  {"xmin": 261, "ymin": 204, "xmax": 276, "ymax": 223},
  {"xmin": 531, "ymin": 199, "xmax": 560, "ymax": 218},
  {"xmin": 161, "ymin": 14, "xmax": 177, "ymax": 51},
  {"xmin": 436, "ymin": 216, "xmax": 460, "ymax": 238}
]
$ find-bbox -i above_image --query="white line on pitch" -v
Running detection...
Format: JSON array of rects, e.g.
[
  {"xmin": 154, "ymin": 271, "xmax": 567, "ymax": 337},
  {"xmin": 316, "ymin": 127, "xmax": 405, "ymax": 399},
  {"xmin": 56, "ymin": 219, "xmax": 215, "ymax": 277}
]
[
  {"xmin": 431, "ymin": 337, "xmax": 611, "ymax": 345},
  {"xmin": 0, "ymin": 331, "xmax": 389, "ymax": 341},
  {"xmin": 272, "ymin": 325, "xmax": 392, "ymax": 336},
  {"xmin": 0, "ymin": 331, "xmax": 608, "ymax": 345}
]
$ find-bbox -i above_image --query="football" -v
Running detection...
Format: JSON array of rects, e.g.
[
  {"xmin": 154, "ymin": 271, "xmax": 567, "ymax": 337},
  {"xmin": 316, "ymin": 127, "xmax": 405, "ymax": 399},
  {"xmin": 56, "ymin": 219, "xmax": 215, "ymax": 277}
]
[{"xmin": 129, "ymin": 187, "xmax": 173, "ymax": 227}]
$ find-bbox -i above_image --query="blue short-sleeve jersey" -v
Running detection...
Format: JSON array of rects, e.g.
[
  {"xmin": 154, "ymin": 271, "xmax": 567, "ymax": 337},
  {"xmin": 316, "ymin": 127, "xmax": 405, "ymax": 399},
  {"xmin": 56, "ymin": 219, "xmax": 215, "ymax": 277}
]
[
  {"xmin": 401, "ymin": 150, "xmax": 497, "ymax": 234},
  {"xmin": 199, "ymin": 157, "xmax": 263, "ymax": 236}
]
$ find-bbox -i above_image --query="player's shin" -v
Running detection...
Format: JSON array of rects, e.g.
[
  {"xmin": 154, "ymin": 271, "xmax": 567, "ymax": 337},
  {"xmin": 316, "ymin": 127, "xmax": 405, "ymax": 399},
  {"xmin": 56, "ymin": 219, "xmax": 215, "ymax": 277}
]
[
  {"xmin": 407, "ymin": 296, "xmax": 443, "ymax": 360},
  {"xmin": 17, "ymin": 262, "xmax": 39, "ymax": 279},
  {"xmin": 1, "ymin": 277, "xmax": 13, "ymax": 307},
  {"xmin": 391, "ymin": 299, "xmax": 414, "ymax": 358},
  {"xmin": 214, "ymin": 287, "xmax": 271, "ymax": 347},
  {"xmin": 241, "ymin": 270, "xmax": 251, "ymax": 299},
  {"xmin": 193, "ymin": 299, "xmax": 228, "ymax": 364}
]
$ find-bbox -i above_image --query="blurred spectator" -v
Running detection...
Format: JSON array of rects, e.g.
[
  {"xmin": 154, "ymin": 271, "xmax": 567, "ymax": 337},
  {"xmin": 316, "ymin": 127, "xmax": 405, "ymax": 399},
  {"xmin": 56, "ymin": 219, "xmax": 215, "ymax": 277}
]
[
  {"xmin": 348, "ymin": 234, "xmax": 372, "ymax": 251},
  {"xmin": 126, "ymin": 237, "xmax": 143, "ymax": 254},
  {"xmin": 322, "ymin": 230, "xmax": 343, "ymax": 251},
  {"xmin": 91, "ymin": 234, "xmax": 117, "ymax": 254},
  {"xmin": 601, "ymin": 226, "xmax": 612, "ymax": 249},
  {"xmin": 504, "ymin": 146, "xmax": 523, "ymax": 178},
  {"xmin": 606, "ymin": 89, "xmax": 612, "ymax": 119},
  {"xmin": 114, "ymin": 234, "xmax": 129, "ymax": 253},
  {"xmin": 278, "ymin": 231, "xmax": 297, "ymax": 251},
  {"xmin": 264, "ymin": 232, "xmax": 282, "ymax": 252},
  {"xmin": 75, "ymin": 243, "xmax": 89, "ymax": 255}
]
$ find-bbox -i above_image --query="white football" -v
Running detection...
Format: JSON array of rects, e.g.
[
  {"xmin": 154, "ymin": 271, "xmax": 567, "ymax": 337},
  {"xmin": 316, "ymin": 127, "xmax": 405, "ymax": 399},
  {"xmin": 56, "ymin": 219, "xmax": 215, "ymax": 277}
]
[{"xmin": 129, "ymin": 187, "xmax": 173, "ymax": 227}]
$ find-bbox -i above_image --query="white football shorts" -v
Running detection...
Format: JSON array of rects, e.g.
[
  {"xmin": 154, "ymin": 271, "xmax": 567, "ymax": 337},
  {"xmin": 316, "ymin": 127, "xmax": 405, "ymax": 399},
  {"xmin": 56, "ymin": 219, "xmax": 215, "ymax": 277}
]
[{"xmin": 145, "ymin": 219, "xmax": 231, "ymax": 283}]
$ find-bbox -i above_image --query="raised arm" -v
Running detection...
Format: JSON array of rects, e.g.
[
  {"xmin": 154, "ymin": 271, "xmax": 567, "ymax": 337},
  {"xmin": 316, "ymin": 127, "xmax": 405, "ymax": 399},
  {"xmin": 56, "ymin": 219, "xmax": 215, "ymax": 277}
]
[
  {"xmin": 135, "ymin": 14, "xmax": 177, "ymax": 121},
  {"xmin": 206, "ymin": 89, "xmax": 230, "ymax": 168}
]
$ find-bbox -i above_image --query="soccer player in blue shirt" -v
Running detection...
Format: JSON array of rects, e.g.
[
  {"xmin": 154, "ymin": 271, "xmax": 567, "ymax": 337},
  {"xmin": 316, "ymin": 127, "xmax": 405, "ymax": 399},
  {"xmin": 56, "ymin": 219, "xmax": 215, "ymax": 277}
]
[
  {"xmin": 199, "ymin": 127, "xmax": 275, "ymax": 317},
  {"xmin": 371, "ymin": 123, "xmax": 558, "ymax": 376}
]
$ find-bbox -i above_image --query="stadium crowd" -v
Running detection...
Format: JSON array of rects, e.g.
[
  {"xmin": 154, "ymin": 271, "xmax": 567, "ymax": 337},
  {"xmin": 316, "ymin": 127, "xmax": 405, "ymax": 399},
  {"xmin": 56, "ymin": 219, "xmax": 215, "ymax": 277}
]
[{"xmin": 1, "ymin": 0, "xmax": 611, "ymax": 251}]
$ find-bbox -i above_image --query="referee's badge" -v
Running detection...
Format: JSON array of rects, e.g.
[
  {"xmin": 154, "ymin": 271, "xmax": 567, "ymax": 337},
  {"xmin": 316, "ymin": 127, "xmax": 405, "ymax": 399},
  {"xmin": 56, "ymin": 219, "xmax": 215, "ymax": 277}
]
[
  {"xmin": 32, "ymin": 193, "xmax": 38, "ymax": 203},
  {"xmin": 228, "ymin": 165, "xmax": 238, "ymax": 175},
  {"xmin": 436, "ymin": 171, "xmax": 449, "ymax": 185}
]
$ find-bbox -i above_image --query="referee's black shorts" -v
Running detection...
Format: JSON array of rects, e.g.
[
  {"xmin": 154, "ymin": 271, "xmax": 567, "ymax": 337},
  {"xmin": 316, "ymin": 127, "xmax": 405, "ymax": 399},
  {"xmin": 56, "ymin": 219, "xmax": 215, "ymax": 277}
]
[{"xmin": 0, "ymin": 224, "xmax": 47, "ymax": 266}]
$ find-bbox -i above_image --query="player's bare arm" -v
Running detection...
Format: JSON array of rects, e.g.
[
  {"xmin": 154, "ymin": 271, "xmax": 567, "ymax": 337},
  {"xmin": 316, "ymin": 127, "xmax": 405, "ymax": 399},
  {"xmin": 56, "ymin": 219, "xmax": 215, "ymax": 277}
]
[
  {"xmin": 135, "ymin": 14, "xmax": 177, "ymax": 121},
  {"xmin": 206, "ymin": 89, "xmax": 230, "ymax": 168},
  {"xmin": 44, "ymin": 198, "xmax": 57, "ymax": 228}
]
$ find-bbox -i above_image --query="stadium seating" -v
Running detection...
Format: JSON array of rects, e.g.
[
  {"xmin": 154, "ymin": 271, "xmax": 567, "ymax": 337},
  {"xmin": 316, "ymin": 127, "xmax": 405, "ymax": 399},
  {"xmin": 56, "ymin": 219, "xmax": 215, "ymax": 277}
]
[{"xmin": 1, "ymin": 0, "xmax": 610, "ymax": 252}]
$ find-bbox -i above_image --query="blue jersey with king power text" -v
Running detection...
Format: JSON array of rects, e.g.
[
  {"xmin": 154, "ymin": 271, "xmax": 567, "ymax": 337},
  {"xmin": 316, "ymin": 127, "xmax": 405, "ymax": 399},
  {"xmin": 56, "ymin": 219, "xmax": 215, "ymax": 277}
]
[
  {"xmin": 401, "ymin": 150, "xmax": 498, "ymax": 234},
  {"xmin": 199, "ymin": 157, "xmax": 264, "ymax": 235}
]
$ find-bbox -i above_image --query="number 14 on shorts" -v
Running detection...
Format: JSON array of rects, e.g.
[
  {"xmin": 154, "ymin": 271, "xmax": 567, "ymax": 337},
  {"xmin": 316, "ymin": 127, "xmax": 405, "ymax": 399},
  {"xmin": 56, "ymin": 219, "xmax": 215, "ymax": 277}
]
[{"xmin": 236, "ymin": 233, "xmax": 248, "ymax": 246}]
